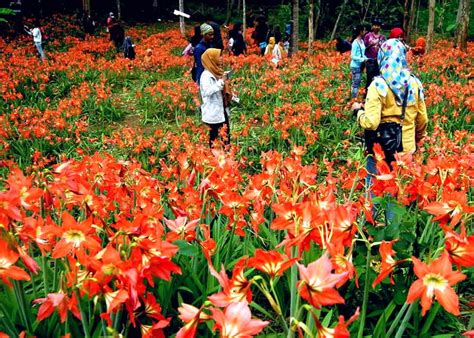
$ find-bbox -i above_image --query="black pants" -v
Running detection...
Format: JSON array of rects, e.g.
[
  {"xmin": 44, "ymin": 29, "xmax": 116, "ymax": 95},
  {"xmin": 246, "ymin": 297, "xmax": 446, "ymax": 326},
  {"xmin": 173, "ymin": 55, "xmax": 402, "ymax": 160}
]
[
  {"xmin": 208, "ymin": 112, "xmax": 230, "ymax": 147},
  {"xmin": 365, "ymin": 59, "xmax": 380, "ymax": 91}
]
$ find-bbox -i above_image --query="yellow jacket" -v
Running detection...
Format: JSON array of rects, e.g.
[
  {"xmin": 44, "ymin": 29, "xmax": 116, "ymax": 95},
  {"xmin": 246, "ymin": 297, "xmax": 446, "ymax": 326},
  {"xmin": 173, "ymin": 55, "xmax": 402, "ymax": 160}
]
[{"xmin": 357, "ymin": 80, "xmax": 428, "ymax": 153}]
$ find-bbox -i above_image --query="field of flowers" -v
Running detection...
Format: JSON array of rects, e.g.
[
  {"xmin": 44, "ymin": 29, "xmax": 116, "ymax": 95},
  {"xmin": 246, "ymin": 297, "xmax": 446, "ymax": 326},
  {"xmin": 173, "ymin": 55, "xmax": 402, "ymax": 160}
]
[{"xmin": 0, "ymin": 16, "xmax": 473, "ymax": 337}]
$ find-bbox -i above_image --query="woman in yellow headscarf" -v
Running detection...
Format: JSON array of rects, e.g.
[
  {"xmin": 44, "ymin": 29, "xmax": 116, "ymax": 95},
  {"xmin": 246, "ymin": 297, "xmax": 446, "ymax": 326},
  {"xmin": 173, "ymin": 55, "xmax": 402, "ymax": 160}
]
[
  {"xmin": 264, "ymin": 36, "xmax": 275, "ymax": 56},
  {"xmin": 199, "ymin": 48, "xmax": 232, "ymax": 147}
]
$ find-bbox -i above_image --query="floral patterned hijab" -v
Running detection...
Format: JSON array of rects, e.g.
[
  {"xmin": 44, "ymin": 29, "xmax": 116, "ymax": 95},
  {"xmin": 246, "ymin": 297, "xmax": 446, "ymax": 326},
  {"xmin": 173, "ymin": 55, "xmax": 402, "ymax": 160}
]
[{"xmin": 374, "ymin": 38, "xmax": 424, "ymax": 106}]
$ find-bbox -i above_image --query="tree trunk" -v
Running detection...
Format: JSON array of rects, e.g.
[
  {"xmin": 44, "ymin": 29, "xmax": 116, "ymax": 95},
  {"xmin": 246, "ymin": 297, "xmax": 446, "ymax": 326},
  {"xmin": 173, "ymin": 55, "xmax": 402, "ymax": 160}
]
[
  {"xmin": 116, "ymin": 0, "xmax": 121, "ymax": 20},
  {"xmin": 237, "ymin": 0, "xmax": 241, "ymax": 14},
  {"xmin": 456, "ymin": 0, "xmax": 471, "ymax": 51},
  {"xmin": 314, "ymin": 0, "xmax": 321, "ymax": 38},
  {"xmin": 291, "ymin": 0, "xmax": 299, "ymax": 56},
  {"xmin": 362, "ymin": 0, "xmax": 370, "ymax": 23},
  {"xmin": 403, "ymin": 0, "xmax": 409, "ymax": 35},
  {"xmin": 225, "ymin": 0, "xmax": 236, "ymax": 24},
  {"xmin": 179, "ymin": 0, "xmax": 185, "ymax": 37},
  {"xmin": 426, "ymin": 0, "xmax": 435, "ymax": 53},
  {"xmin": 415, "ymin": 0, "xmax": 421, "ymax": 32},
  {"xmin": 242, "ymin": 0, "xmax": 246, "ymax": 37},
  {"xmin": 82, "ymin": 0, "xmax": 91, "ymax": 15},
  {"xmin": 330, "ymin": 0, "xmax": 348, "ymax": 41},
  {"xmin": 406, "ymin": 0, "xmax": 416, "ymax": 44},
  {"xmin": 308, "ymin": 0, "xmax": 314, "ymax": 54}
]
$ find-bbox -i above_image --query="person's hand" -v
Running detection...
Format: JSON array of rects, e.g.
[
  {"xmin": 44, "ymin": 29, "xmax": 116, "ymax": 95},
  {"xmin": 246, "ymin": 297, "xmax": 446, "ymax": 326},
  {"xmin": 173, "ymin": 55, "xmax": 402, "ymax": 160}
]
[
  {"xmin": 352, "ymin": 102, "xmax": 364, "ymax": 119},
  {"xmin": 352, "ymin": 102, "xmax": 363, "ymax": 111}
]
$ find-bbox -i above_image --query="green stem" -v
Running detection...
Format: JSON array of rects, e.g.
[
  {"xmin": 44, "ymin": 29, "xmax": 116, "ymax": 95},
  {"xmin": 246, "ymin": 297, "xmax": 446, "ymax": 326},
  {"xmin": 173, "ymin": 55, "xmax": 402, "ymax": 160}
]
[
  {"xmin": 386, "ymin": 303, "xmax": 409, "ymax": 337},
  {"xmin": 98, "ymin": 299, "xmax": 108, "ymax": 337},
  {"xmin": 13, "ymin": 280, "xmax": 34, "ymax": 334},
  {"xmin": 0, "ymin": 301, "xmax": 19, "ymax": 337},
  {"xmin": 287, "ymin": 246, "xmax": 298, "ymax": 338},
  {"xmin": 420, "ymin": 302, "xmax": 440, "ymax": 334},
  {"xmin": 113, "ymin": 309, "xmax": 122, "ymax": 331},
  {"xmin": 394, "ymin": 303, "xmax": 414, "ymax": 338},
  {"xmin": 76, "ymin": 291, "xmax": 90, "ymax": 338},
  {"xmin": 41, "ymin": 256, "xmax": 49, "ymax": 295},
  {"xmin": 357, "ymin": 244, "xmax": 372, "ymax": 338}
]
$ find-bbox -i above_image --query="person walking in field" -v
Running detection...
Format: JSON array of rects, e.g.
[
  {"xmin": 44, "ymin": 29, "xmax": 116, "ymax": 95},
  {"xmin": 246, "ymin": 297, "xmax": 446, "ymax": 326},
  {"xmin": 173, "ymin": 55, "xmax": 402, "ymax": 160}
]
[
  {"xmin": 350, "ymin": 25, "xmax": 368, "ymax": 98},
  {"xmin": 199, "ymin": 48, "xmax": 231, "ymax": 147},
  {"xmin": 353, "ymin": 38, "xmax": 428, "ymax": 174},
  {"xmin": 24, "ymin": 20, "xmax": 45, "ymax": 61},
  {"xmin": 364, "ymin": 18, "xmax": 386, "ymax": 91},
  {"xmin": 228, "ymin": 22, "xmax": 247, "ymax": 56},
  {"xmin": 193, "ymin": 23, "xmax": 214, "ymax": 84}
]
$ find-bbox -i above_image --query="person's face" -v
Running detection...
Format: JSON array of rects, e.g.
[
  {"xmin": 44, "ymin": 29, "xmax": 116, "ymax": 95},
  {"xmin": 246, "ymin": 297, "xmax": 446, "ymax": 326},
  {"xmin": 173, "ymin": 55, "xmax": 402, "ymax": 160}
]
[
  {"xmin": 204, "ymin": 32, "xmax": 214, "ymax": 43},
  {"xmin": 217, "ymin": 56, "xmax": 223, "ymax": 67},
  {"xmin": 372, "ymin": 24, "xmax": 381, "ymax": 33}
]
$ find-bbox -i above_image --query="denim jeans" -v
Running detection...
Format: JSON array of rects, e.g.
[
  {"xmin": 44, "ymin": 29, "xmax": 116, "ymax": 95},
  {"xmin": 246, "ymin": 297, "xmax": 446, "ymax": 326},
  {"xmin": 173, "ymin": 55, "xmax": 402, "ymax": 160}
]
[
  {"xmin": 351, "ymin": 67, "xmax": 362, "ymax": 98},
  {"xmin": 35, "ymin": 42, "xmax": 45, "ymax": 60},
  {"xmin": 365, "ymin": 59, "xmax": 380, "ymax": 91}
]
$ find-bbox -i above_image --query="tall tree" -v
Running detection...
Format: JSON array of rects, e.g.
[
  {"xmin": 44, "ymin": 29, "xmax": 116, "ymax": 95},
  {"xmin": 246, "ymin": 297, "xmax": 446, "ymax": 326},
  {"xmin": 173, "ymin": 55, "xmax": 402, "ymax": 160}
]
[
  {"xmin": 291, "ymin": 0, "xmax": 299, "ymax": 55},
  {"xmin": 314, "ymin": 0, "xmax": 321, "ymax": 38},
  {"xmin": 330, "ymin": 0, "xmax": 348, "ymax": 41},
  {"xmin": 308, "ymin": 0, "xmax": 314, "ymax": 54},
  {"xmin": 116, "ymin": 0, "xmax": 121, "ymax": 20},
  {"xmin": 179, "ymin": 0, "xmax": 185, "ymax": 37},
  {"xmin": 456, "ymin": 0, "xmax": 471, "ymax": 51},
  {"xmin": 426, "ymin": 0, "xmax": 435, "ymax": 53},
  {"xmin": 225, "ymin": 0, "xmax": 236, "ymax": 25},
  {"xmin": 406, "ymin": 0, "xmax": 416, "ymax": 43},
  {"xmin": 242, "ymin": 0, "xmax": 246, "ymax": 37},
  {"xmin": 82, "ymin": 0, "xmax": 91, "ymax": 15},
  {"xmin": 403, "ymin": 0, "xmax": 410, "ymax": 36}
]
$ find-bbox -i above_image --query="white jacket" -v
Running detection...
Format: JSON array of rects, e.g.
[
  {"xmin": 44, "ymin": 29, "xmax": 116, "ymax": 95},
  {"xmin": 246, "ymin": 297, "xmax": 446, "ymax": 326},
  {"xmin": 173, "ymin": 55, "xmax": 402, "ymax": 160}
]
[
  {"xmin": 199, "ymin": 70, "xmax": 229, "ymax": 124},
  {"xmin": 31, "ymin": 28, "xmax": 42, "ymax": 43}
]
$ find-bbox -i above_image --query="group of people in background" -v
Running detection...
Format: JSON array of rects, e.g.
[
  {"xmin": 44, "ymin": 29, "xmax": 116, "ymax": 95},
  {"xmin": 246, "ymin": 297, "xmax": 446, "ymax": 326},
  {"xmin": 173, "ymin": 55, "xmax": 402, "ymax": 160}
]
[
  {"xmin": 348, "ymin": 19, "xmax": 426, "ymax": 99},
  {"xmin": 184, "ymin": 15, "xmax": 291, "ymax": 148}
]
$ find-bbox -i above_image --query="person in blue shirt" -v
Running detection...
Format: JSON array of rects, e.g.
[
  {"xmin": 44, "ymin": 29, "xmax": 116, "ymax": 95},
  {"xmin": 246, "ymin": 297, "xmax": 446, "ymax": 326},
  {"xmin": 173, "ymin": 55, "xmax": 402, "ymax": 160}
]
[
  {"xmin": 194, "ymin": 24, "xmax": 214, "ymax": 84},
  {"xmin": 350, "ymin": 24, "xmax": 368, "ymax": 98}
]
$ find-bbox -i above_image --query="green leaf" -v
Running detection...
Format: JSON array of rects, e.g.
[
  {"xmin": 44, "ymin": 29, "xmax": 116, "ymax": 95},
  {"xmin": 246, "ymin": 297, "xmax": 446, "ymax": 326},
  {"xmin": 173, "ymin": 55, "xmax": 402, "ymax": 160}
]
[
  {"xmin": 0, "ymin": 8, "xmax": 14, "ymax": 15},
  {"xmin": 174, "ymin": 240, "xmax": 199, "ymax": 257},
  {"xmin": 446, "ymin": 23, "xmax": 457, "ymax": 32}
]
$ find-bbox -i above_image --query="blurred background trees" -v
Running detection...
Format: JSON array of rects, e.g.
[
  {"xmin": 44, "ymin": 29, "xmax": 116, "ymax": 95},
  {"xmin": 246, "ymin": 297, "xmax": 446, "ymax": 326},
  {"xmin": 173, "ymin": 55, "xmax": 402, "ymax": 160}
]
[{"xmin": 0, "ymin": 0, "xmax": 472, "ymax": 50}]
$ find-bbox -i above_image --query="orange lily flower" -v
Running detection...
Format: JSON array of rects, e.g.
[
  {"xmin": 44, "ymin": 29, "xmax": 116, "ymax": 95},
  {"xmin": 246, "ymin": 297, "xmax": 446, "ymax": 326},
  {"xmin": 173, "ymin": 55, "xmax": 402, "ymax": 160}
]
[
  {"xmin": 0, "ymin": 238, "xmax": 30, "ymax": 286},
  {"xmin": 211, "ymin": 301, "xmax": 269, "ymax": 337},
  {"xmin": 445, "ymin": 230, "xmax": 474, "ymax": 268},
  {"xmin": 247, "ymin": 249, "xmax": 297, "ymax": 278},
  {"xmin": 34, "ymin": 292, "xmax": 81, "ymax": 323},
  {"xmin": 51, "ymin": 212, "xmax": 101, "ymax": 259},
  {"xmin": 372, "ymin": 240, "xmax": 407, "ymax": 287},
  {"xmin": 406, "ymin": 252, "xmax": 466, "ymax": 316},
  {"xmin": 297, "ymin": 253, "xmax": 348, "ymax": 308}
]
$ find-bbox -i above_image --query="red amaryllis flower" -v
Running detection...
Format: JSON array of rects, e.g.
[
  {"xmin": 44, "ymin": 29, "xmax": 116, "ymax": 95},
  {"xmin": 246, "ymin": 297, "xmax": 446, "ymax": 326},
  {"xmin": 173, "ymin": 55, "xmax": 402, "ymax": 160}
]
[
  {"xmin": 297, "ymin": 253, "xmax": 348, "ymax": 308},
  {"xmin": 52, "ymin": 213, "xmax": 101, "ymax": 259},
  {"xmin": 445, "ymin": 230, "xmax": 474, "ymax": 268},
  {"xmin": 34, "ymin": 292, "xmax": 81, "ymax": 323},
  {"xmin": 208, "ymin": 257, "xmax": 252, "ymax": 307},
  {"xmin": 372, "ymin": 240, "xmax": 407, "ymax": 287},
  {"xmin": 247, "ymin": 249, "xmax": 297, "ymax": 278},
  {"xmin": 312, "ymin": 307, "xmax": 359, "ymax": 338},
  {"xmin": 164, "ymin": 216, "xmax": 199, "ymax": 242},
  {"xmin": 406, "ymin": 252, "xmax": 466, "ymax": 316},
  {"xmin": 0, "ymin": 239, "xmax": 30, "ymax": 286},
  {"xmin": 211, "ymin": 301, "xmax": 269, "ymax": 337},
  {"xmin": 176, "ymin": 303, "xmax": 211, "ymax": 338},
  {"xmin": 424, "ymin": 190, "xmax": 473, "ymax": 227}
]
